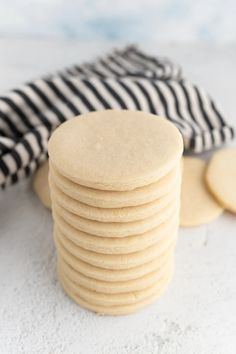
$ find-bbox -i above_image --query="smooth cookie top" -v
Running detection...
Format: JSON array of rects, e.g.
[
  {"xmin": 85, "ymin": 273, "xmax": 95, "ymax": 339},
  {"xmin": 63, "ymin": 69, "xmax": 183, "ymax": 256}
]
[{"xmin": 48, "ymin": 110, "xmax": 183, "ymax": 191}]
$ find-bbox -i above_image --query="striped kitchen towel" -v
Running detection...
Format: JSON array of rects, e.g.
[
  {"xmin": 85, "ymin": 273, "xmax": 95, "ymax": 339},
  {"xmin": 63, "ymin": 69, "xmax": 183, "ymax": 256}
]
[{"xmin": 0, "ymin": 45, "xmax": 234, "ymax": 188}]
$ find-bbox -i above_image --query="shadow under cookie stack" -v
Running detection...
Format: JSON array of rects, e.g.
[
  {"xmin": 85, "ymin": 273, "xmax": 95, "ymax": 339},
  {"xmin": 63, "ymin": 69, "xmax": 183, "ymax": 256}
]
[{"xmin": 48, "ymin": 110, "xmax": 183, "ymax": 315}]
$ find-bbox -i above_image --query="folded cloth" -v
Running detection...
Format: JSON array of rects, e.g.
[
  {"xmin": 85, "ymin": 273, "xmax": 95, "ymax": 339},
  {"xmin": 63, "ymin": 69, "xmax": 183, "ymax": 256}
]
[{"xmin": 0, "ymin": 45, "xmax": 234, "ymax": 188}]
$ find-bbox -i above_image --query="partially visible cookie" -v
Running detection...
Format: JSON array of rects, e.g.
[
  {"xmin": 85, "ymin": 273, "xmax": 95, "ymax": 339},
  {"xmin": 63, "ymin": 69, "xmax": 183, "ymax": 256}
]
[
  {"xmin": 59, "ymin": 269, "xmax": 172, "ymax": 315},
  {"xmin": 180, "ymin": 157, "xmax": 223, "ymax": 227},
  {"xmin": 49, "ymin": 162, "xmax": 181, "ymax": 208},
  {"xmin": 58, "ymin": 255, "xmax": 172, "ymax": 293},
  {"xmin": 54, "ymin": 227, "xmax": 177, "ymax": 270},
  {"xmin": 53, "ymin": 200, "xmax": 179, "ymax": 237},
  {"xmin": 33, "ymin": 160, "xmax": 51, "ymax": 209},
  {"xmin": 205, "ymin": 148, "xmax": 236, "ymax": 214},
  {"xmin": 56, "ymin": 237, "xmax": 175, "ymax": 282},
  {"xmin": 58, "ymin": 261, "xmax": 173, "ymax": 307},
  {"xmin": 49, "ymin": 176, "xmax": 179, "ymax": 222},
  {"xmin": 53, "ymin": 212, "xmax": 178, "ymax": 254}
]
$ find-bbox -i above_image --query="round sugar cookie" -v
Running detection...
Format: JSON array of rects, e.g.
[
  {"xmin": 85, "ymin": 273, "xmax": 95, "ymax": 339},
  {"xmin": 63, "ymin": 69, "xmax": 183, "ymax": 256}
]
[
  {"xmin": 59, "ymin": 269, "xmax": 172, "ymax": 315},
  {"xmin": 33, "ymin": 160, "xmax": 51, "ymax": 209},
  {"xmin": 49, "ymin": 162, "xmax": 181, "ymax": 208},
  {"xmin": 50, "ymin": 176, "xmax": 179, "ymax": 222},
  {"xmin": 56, "ymin": 241, "xmax": 175, "ymax": 282},
  {"xmin": 52, "ymin": 200, "xmax": 179, "ymax": 237},
  {"xmin": 58, "ymin": 255, "xmax": 172, "ymax": 294},
  {"xmin": 205, "ymin": 148, "xmax": 236, "ymax": 213},
  {"xmin": 48, "ymin": 110, "xmax": 183, "ymax": 191},
  {"xmin": 180, "ymin": 157, "xmax": 223, "ymax": 227},
  {"xmin": 54, "ymin": 227, "xmax": 177, "ymax": 270},
  {"xmin": 58, "ymin": 262, "xmax": 173, "ymax": 307},
  {"xmin": 53, "ymin": 212, "xmax": 179, "ymax": 254}
]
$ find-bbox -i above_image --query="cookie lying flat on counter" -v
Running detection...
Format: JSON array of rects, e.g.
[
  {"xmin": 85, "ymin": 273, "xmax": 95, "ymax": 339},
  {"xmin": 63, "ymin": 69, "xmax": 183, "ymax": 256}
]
[
  {"xmin": 205, "ymin": 148, "xmax": 236, "ymax": 214},
  {"xmin": 180, "ymin": 157, "xmax": 223, "ymax": 227},
  {"xmin": 33, "ymin": 160, "xmax": 51, "ymax": 209}
]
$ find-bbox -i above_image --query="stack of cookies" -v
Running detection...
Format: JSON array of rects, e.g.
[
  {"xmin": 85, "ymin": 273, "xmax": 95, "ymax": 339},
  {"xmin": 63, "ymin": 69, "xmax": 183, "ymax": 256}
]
[{"xmin": 48, "ymin": 110, "xmax": 183, "ymax": 315}]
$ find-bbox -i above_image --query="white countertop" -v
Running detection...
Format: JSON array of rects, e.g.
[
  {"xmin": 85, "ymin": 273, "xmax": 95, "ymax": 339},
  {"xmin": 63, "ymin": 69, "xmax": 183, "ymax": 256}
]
[{"xmin": 0, "ymin": 39, "xmax": 236, "ymax": 354}]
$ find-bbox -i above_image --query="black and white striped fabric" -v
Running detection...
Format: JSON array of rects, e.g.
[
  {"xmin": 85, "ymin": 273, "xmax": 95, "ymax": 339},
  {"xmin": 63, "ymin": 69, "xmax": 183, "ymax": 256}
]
[{"xmin": 0, "ymin": 45, "xmax": 234, "ymax": 188}]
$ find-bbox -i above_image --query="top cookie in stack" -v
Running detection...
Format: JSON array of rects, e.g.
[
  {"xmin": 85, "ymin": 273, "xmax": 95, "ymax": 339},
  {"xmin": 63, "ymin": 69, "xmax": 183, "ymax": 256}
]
[
  {"xmin": 48, "ymin": 110, "xmax": 183, "ymax": 191},
  {"xmin": 48, "ymin": 110, "xmax": 183, "ymax": 315}
]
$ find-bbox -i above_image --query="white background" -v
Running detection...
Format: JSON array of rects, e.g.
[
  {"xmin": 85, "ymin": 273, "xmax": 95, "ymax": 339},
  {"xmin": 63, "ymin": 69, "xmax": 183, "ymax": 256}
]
[{"xmin": 0, "ymin": 0, "xmax": 235, "ymax": 42}]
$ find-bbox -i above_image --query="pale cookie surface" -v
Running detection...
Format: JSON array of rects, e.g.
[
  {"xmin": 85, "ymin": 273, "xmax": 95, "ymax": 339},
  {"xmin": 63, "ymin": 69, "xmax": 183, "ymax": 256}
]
[
  {"xmin": 50, "ymin": 163, "xmax": 181, "ymax": 208},
  {"xmin": 59, "ymin": 270, "xmax": 172, "ymax": 315},
  {"xmin": 180, "ymin": 157, "xmax": 223, "ymax": 227},
  {"xmin": 50, "ymin": 176, "xmax": 179, "ymax": 222},
  {"xmin": 53, "ymin": 212, "xmax": 178, "ymax": 254},
  {"xmin": 48, "ymin": 110, "xmax": 183, "ymax": 191},
  {"xmin": 53, "ymin": 200, "xmax": 179, "ymax": 237},
  {"xmin": 205, "ymin": 148, "xmax": 236, "ymax": 213},
  {"xmin": 58, "ymin": 263, "xmax": 173, "ymax": 307},
  {"xmin": 58, "ymin": 256, "xmax": 172, "ymax": 294},
  {"xmin": 56, "ymin": 241, "xmax": 175, "ymax": 282},
  {"xmin": 54, "ymin": 228, "xmax": 177, "ymax": 269},
  {"xmin": 33, "ymin": 160, "xmax": 51, "ymax": 209}
]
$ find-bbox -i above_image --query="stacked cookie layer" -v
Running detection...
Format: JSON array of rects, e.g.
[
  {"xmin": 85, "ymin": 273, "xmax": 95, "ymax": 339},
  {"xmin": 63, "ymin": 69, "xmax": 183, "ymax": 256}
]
[{"xmin": 48, "ymin": 110, "xmax": 183, "ymax": 315}]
